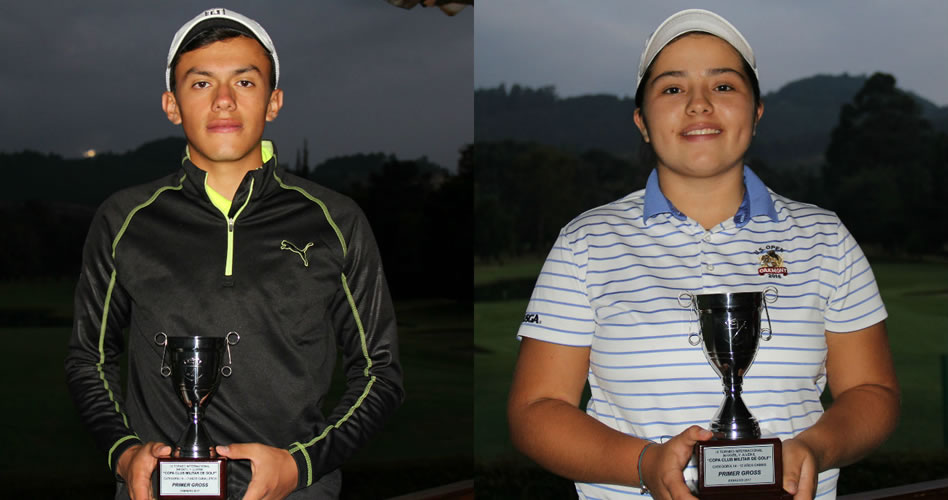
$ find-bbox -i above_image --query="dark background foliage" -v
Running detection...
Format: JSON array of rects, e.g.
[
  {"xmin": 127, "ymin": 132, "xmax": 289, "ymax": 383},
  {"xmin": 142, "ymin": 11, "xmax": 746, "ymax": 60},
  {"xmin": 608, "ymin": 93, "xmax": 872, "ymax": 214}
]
[
  {"xmin": 474, "ymin": 73, "xmax": 948, "ymax": 261},
  {"xmin": 0, "ymin": 141, "xmax": 473, "ymax": 300}
]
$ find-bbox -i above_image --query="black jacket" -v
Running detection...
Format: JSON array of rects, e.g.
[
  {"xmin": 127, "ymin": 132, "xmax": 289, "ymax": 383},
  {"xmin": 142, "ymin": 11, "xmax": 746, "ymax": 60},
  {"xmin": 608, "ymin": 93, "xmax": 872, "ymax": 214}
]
[{"xmin": 65, "ymin": 146, "xmax": 404, "ymax": 499}]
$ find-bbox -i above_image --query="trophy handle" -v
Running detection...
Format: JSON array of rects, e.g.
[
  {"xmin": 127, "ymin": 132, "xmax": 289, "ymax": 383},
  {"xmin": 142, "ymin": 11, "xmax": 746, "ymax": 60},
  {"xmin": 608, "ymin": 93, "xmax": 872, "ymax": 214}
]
[
  {"xmin": 154, "ymin": 332, "xmax": 172, "ymax": 377},
  {"xmin": 678, "ymin": 291, "xmax": 695, "ymax": 309},
  {"xmin": 688, "ymin": 331, "xmax": 701, "ymax": 346},
  {"xmin": 221, "ymin": 331, "xmax": 240, "ymax": 377},
  {"xmin": 761, "ymin": 287, "xmax": 778, "ymax": 341},
  {"xmin": 679, "ymin": 292, "xmax": 702, "ymax": 346}
]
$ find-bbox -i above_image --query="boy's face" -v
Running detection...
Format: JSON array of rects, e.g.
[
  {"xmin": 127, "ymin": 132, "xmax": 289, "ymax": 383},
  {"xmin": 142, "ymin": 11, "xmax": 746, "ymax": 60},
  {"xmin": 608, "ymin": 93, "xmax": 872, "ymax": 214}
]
[{"xmin": 162, "ymin": 35, "xmax": 283, "ymax": 169}]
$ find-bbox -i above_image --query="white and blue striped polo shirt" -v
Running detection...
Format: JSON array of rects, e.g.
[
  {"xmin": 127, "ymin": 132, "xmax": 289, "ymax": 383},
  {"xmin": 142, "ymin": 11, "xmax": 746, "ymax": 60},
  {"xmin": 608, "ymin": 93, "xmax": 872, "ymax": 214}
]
[{"xmin": 517, "ymin": 166, "xmax": 887, "ymax": 500}]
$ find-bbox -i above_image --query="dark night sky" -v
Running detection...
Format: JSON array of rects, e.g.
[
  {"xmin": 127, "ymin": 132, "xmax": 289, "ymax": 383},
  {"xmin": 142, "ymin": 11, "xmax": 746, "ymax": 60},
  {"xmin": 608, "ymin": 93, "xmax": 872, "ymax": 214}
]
[
  {"xmin": 477, "ymin": 1, "xmax": 948, "ymax": 106},
  {"xmin": 0, "ymin": 1, "xmax": 472, "ymax": 169}
]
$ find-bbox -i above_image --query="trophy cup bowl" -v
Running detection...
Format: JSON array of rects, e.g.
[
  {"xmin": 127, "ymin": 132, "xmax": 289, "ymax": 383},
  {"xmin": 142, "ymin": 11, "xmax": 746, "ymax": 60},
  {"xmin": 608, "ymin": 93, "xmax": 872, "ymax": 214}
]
[
  {"xmin": 683, "ymin": 289, "xmax": 791, "ymax": 499},
  {"xmin": 155, "ymin": 332, "xmax": 238, "ymax": 500},
  {"xmin": 695, "ymin": 292, "xmax": 766, "ymax": 441},
  {"xmin": 166, "ymin": 336, "xmax": 227, "ymax": 458}
]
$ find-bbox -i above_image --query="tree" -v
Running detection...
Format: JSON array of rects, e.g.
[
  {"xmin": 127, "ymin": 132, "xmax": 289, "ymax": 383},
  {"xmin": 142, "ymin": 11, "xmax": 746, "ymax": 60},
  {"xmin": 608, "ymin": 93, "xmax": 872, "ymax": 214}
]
[
  {"xmin": 822, "ymin": 73, "xmax": 945, "ymax": 253},
  {"xmin": 473, "ymin": 141, "xmax": 648, "ymax": 260}
]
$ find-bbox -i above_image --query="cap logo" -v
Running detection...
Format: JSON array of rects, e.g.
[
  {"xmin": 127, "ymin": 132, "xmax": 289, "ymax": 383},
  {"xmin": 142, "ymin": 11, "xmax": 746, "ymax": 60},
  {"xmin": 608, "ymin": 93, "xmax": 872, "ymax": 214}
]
[{"xmin": 204, "ymin": 8, "xmax": 226, "ymax": 17}]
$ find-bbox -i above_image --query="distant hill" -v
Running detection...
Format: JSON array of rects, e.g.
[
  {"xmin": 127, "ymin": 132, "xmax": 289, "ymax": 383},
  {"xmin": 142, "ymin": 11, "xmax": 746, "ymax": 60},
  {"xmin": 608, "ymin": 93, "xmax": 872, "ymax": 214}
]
[
  {"xmin": 475, "ymin": 74, "xmax": 948, "ymax": 170},
  {"xmin": 0, "ymin": 140, "xmax": 468, "ymax": 296},
  {"xmin": 475, "ymin": 85, "xmax": 638, "ymax": 160},
  {"xmin": 747, "ymin": 74, "xmax": 868, "ymax": 168},
  {"xmin": 751, "ymin": 74, "xmax": 948, "ymax": 168},
  {"xmin": 307, "ymin": 153, "xmax": 448, "ymax": 194},
  {"xmin": 0, "ymin": 137, "xmax": 445, "ymax": 207},
  {"xmin": 0, "ymin": 137, "xmax": 188, "ymax": 206}
]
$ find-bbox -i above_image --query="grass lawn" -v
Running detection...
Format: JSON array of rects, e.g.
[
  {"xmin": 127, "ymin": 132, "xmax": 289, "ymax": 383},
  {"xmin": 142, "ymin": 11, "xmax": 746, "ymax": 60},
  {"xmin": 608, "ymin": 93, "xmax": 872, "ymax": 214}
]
[
  {"xmin": 339, "ymin": 298, "xmax": 474, "ymax": 498},
  {"xmin": 870, "ymin": 260, "xmax": 948, "ymax": 452},
  {"xmin": 474, "ymin": 299, "xmax": 528, "ymax": 459},
  {"xmin": 0, "ymin": 281, "xmax": 471, "ymax": 499},
  {"xmin": 474, "ymin": 258, "xmax": 544, "ymax": 287},
  {"xmin": 474, "ymin": 257, "xmax": 948, "ymax": 494},
  {"xmin": 0, "ymin": 323, "xmax": 114, "ymax": 498}
]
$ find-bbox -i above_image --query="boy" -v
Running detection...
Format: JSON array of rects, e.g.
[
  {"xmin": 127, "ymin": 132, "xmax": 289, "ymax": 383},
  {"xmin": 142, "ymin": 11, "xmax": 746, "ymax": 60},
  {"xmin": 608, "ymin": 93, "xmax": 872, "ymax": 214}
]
[{"xmin": 65, "ymin": 9, "xmax": 403, "ymax": 500}]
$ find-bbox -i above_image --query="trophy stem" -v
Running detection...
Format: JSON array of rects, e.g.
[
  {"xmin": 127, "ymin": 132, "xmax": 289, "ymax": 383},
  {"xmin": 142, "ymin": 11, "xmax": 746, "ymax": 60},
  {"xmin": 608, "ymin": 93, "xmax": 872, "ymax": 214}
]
[
  {"xmin": 176, "ymin": 404, "xmax": 217, "ymax": 459},
  {"xmin": 724, "ymin": 373, "xmax": 741, "ymax": 395},
  {"xmin": 712, "ymin": 373, "xmax": 760, "ymax": 440}
]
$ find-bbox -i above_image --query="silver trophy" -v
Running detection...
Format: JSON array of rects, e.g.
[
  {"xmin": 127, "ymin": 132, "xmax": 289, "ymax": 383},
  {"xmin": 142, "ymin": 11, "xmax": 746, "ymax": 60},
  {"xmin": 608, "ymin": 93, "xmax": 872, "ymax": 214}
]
[
  {"xmin": 154, "ymin": 332, "xmax": 239, "ymax": 499},
  {"xmin": 681, "ymin": 288, "xmax": 790, "ymax": 498},
  {"xmin": 682, "ymin": 289, "xmax": 775, "ymax": 439}
]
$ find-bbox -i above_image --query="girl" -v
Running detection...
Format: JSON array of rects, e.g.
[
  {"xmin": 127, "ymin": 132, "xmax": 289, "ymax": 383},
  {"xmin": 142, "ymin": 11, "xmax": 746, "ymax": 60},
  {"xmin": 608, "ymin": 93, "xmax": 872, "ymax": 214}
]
[{"xmin": 508, "ymin": 9, "xmax": 899, "ymax": 500}]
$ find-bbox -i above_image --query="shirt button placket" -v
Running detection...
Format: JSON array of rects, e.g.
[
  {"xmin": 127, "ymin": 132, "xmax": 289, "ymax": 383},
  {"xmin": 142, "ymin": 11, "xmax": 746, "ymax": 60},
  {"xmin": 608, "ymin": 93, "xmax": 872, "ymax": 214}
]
[{"xmin": 702, "ymin": 232, "xmax": 714, "ymax": 273}]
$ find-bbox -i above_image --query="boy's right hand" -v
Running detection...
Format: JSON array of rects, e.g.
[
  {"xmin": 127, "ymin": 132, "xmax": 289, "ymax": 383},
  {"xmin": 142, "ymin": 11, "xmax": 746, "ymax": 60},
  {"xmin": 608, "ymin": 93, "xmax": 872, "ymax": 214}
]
[{"xmin": 117, "ymin": 442, "xmax": 172, "ymax": 500}]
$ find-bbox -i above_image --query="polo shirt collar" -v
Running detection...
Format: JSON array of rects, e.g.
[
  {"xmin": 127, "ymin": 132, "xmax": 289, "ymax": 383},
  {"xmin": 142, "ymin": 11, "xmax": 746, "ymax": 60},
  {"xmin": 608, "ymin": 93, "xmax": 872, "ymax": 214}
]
[
  {"xmin": 643, "ymin": 169, "xmax": 686, "ymax": 222},
  {"xmin": 642, "ymin": 166, "xmax": 779, "ymax": 227},
  {"xmin": 741, "ymin": 166, "xmax": 779, "ymax": 224}
]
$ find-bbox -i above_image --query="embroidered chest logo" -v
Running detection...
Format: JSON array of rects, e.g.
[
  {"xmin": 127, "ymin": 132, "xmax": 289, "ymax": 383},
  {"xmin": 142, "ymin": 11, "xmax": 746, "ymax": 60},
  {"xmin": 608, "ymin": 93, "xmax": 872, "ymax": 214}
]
[
  {"xmin": 754, "ymin": 245, "xmax": 789, "ymax": 278},
  {"xmin": 280, "ymin": 240, "xmax": 315, "ymax": 267}
]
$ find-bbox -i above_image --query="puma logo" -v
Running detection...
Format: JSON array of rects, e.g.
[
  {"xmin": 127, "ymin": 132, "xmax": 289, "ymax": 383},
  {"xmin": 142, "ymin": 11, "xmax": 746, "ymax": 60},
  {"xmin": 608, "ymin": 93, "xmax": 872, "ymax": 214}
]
[{"xmin": 280, "ymin": 240, "xmax": 314, "ymax": 267}]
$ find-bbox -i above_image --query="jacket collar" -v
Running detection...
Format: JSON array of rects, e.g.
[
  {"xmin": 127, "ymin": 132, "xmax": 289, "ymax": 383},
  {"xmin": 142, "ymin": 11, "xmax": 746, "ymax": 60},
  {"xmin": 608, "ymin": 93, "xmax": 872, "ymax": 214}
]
[{"xmin": 179, "ymin": 140, "xmax": 281, "ymax": 217}]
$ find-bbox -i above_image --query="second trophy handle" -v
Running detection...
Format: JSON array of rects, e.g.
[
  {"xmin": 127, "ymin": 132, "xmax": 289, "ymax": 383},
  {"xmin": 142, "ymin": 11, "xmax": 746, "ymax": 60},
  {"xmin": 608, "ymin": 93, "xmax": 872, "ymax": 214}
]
[
  {"xmin": 221, "ymin": 331, "xmax": 240, "ymax": 377},
  {"xmin": 155, "ymin": 332, "xmax": 172, "ymax": 377},
  {"xmin": 761, "ymin": 287, "xmax": 778, "ymax": 342}
]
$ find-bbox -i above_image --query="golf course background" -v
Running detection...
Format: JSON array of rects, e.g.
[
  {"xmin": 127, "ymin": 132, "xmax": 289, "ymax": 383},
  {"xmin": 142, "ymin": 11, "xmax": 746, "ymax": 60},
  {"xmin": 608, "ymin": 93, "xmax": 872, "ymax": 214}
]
[
  {"xmin": 474, "ymin": 257, "xmax": 948, "ymax": 497},
  {"xmin": 0, "ymin": 286, "xmax": 471, "ymax": 499},
  {"xmin": 473, "ymin": 72, "xmax": 948, "ymax": 497},
  {"xmin": 0, "ymin": 141, "xmax": 473, "ymax": 499}
]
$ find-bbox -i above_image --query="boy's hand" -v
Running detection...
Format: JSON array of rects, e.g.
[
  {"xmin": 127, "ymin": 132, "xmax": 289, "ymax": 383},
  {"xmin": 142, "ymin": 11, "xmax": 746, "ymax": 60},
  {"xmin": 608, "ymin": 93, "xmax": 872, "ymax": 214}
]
[
  {"xmin": 217, "ymin": 443, "xmax": 298, "ymax": 500},
  {"xmin": 117, "ymin": 442, "xmax": 172, "ymax": 500}
]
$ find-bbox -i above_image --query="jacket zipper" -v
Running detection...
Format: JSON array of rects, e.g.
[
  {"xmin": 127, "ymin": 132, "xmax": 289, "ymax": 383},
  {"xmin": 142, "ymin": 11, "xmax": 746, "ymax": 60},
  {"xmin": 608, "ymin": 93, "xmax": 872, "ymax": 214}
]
[{"xmin": 224, "ymin": 178, "xmax": 255, "ymax": 277}]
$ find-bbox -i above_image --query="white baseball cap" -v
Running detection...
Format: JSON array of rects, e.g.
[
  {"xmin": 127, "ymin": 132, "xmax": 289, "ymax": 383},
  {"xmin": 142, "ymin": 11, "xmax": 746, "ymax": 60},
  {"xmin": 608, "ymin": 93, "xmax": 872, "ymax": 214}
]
[
  {"xmin": 166, "ymin": 8, "xmax": 279, "ymax": 92},
  {"xmin": 636, "ymin": 9, "xmax": 756, "ymax": 95}
]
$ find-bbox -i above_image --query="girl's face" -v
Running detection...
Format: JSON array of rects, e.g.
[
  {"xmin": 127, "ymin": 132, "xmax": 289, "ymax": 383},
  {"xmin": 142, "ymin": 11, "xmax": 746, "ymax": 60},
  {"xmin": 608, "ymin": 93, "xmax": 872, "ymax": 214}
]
[{"xmin": 634, "ymin": 33, "xmax": 763, "ymax": 179}]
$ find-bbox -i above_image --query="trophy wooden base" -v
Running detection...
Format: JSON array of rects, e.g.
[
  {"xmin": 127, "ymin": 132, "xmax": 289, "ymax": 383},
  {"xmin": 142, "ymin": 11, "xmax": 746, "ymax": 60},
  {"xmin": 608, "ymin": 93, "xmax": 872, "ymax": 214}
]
[
  {"xmin": 156, "ymin": 457, "xmax": 227, "ymax": 500},
  {"xmin": 695, "ymin": 438, "xmax": 792, "ymax": 499}
]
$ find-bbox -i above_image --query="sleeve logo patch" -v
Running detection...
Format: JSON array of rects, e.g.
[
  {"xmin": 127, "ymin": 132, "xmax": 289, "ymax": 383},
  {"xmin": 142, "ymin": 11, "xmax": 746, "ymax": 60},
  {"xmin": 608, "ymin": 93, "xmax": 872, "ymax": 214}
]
[
  {"xmin": 755, "ymin": 246, "xmax": 789, "ymax": 278},
  {"xmin": 523, "ymin": 313, "xmax": 541, "ymax": 324}
]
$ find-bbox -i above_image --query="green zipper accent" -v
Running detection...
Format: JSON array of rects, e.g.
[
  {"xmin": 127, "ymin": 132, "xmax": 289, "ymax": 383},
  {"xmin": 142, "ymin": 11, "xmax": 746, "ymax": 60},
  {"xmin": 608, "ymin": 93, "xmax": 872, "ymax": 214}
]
[
  {"xmin": 225, "ymin": 178, "xmax": 255, "ymax": 276},
  {"xmin": 101, "ymin": 175, "xmax": 185, "ymax": 469}
]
